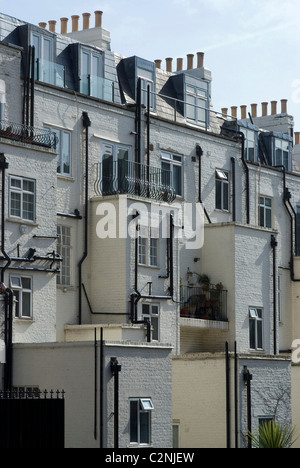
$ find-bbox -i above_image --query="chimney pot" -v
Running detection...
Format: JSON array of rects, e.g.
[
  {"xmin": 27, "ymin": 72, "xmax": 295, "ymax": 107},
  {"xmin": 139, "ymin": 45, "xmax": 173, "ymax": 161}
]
[
  {"xmin": 231, "ymin": 106, "xmax": 238, "ymax": 120},
  {"xmin": 187, "ymin": 54, "xmax": 194, "ymax": 70},
  {"xmin": 262, "ymin": 102, "xmax": 268, "ymax": 117},
  {"xmin": 71, "ymin": 15, "xmax": 80, "ymax": 32},
  {"xmin": 82, "ymin": 12, "xmax": 91, "ymax": 30},
  {"xmin": 177, "ymin": 58, "xmax": 183, "ymax": 72},
  {"xmin": 271, "ymin": 101, "xmax": 277, "ymax": 115},
  {"xmin": 95, "ymin": 11, "xmax": 103, "ymax": 28},
  {"xmin": 251, "ymin": 103, "xmax": 257, "ymax": 119},
  {"xmin": 295, "ymin": 132, "xmax": 300, "ymax": 145},
  {"xmin": 281, "ymin": 99, "xmax": 288, "ymax": 114},
  {"xmin": 221, "ymin": 108, "xmax": 228, "ymax": 120},
  {"xmin": 60, "ymin": 18, "xmax": 68, "ymax": 34},
  {"xmin": 39, "ymin": 22, "xmax": 47, "ymax": 29},
  {"xmin": 241, "ymin": 105, "xmax": 247, "ymax": 120},
  {"xmin": 155, "ymin": 60, "xmax": 162, "ymax": 69},
  {"xmin": 197, "ymin": 52, "xmax": 204, "ymax": 68},
  {"xmin": 48, "ymin": 20, "xmax": 57, "ymax": 33},
  {"xmin": 166, "ymin": 58, "xmax": 173, "ymax": 73}
]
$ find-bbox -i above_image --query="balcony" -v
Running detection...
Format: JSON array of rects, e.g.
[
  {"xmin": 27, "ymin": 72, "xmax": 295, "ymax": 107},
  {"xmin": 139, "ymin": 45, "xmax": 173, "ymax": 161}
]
[
  {"xmin": 81, "ymin": 74, "xmax": 114, "ymax": 102},
  {"xmin": 94, "ymin": 160, "xmax": 176, "ymax": 203},
  {"xmin": 0, "ymin": 120, "xmax": 57, "ymax": 149},
  {"xmin": 180, "ymin": 285, "xmax": 228, "ymax": 327},
  {"xmin": 35, "ymin": 59, "xmax": 65, "ymax": 88}
]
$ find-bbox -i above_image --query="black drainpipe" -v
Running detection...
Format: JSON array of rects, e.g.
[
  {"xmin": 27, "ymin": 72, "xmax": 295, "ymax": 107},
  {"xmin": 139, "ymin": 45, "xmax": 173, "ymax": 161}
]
[
  {"xmin": 231, "ymin": 157, "xmax": 236, "ymax": 222},
  {"xmin": 271, "ymin": 235, "xmax": 278, "ymax": 355},
  {"xmin": 110, "ymin": 357, "xmax": 122, "ymax": 449},
  {"xmin": 196, "ymin": 144, "xmax": 211, "ymax": 224},
  {"xmin": 243, "ymin": 366, "xmax": 253, "ymax": 449},
  {"xmin": 78, "ymin": 112, "xmax": 91, "ymax": 324},
  {"xmin": 30, "ymin": 46, "xmax": 35, "ymax": 129},
  {"xmin": 225, "ymin": 342, "xmax": 231, "ymax": 449},
  {"xmin": 0, "ymin": 154, "xmax": 11, "ymax": 280}
]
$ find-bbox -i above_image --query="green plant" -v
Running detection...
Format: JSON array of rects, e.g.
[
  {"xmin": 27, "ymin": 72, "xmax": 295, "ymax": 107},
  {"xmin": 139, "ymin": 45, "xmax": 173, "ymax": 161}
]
[
  {"xmin": 248, "ymin": 421, "xmax": 298, "ymax": 449},
  {"xmin": 197, "ymin": 274, "xmax": 211, "ymax": 289}
]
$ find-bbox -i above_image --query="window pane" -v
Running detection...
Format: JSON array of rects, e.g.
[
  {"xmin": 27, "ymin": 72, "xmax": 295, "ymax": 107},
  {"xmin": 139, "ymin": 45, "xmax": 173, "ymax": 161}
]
[
  {"xmin": 14, "ymin": 290, "xmax": 20, "ymax": 317},
  {"xmin": 249, "ymin": 319, "xmax": 256, "ymax": 349},
  {"xmin": 10, "ymin": 178, "xmax": 21, "ymax": 189},
  {"xmin": 150, "ymin": 238, "xmax": 158, "ymax": 266},
  {"xmin": 257, "ymin": 320, "xmax": 263, "ymax": 349},
  {"xmin": 23, "ymin": 179, "xmax": 34, "ymax": 193},
  {"xmin": 142, "ymin": 304, "xmax": 150, "ymax": 315},
  {"xmin": 10, "ymin": 192, "xmax": 21, "ymax": 217},
  {"xmin": 21, "ymin": 278, "xmax": 31, "ymax": 289},
  {"xmin": 223, "ymin": 182, "xmax": 229, "ymax": 211},
  {"xmin": 130, "ymin": 401, "xmax": 138, "ymax": 443},
  {"xmin": 162, "ymin": 162, "xmax": 171, "ymax": 187},
  {"xmin": 216, "ymin": 180, "xmax": 222, "ymax": 210},
  {"xmin": 62, "ymin": 132, "xmax": 71, "ymax": 175},
  {"xmin": 151, "ymin": 316, "xmax": 159, "ymax": 341},
  {"xmin": 140, "ymin": 411, "xmax": 150, "ymax": 444},
  {"xmin": 266, "ymin": 208, "xmax": 272, "ymax": 228},
  {"xmin": 22, "ymin": 292, "xmax": 31, "ymax": 317},
  {"xmin": 173, "ymin": 165, "xmax": 182, "ymax": 196},
  {"xmin": 23, "ymin": 193, "xmax": 34, "ymax": 221},
  {"xmin": 259, "ymin": 206, "xmax": 265, "ymax": 227}
]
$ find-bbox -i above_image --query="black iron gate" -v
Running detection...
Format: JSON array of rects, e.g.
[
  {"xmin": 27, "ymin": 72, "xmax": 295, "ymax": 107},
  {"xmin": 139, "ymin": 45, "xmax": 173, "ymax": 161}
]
[{"xmin": 0, "ymin": 390, "xmax": 65, "ymax": 448}]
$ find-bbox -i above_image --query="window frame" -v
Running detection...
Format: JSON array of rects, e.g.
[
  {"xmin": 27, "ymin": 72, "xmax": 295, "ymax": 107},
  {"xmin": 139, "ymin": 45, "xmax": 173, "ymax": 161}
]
[
  {"xmin": 215, "ymin": 169, "xmax": 230, "ymax": 212},
  {"xmin": 259, "ymin": 196, "xmax": 272, "ymax": 229},
  {"xmin": 80, "ymin": 47, "xmax": 104, "ymax": 97},
  {"xmin": 161, "ymin": 151, "xmax": 183, "ymax": 198},
  {"xmin": 249, "ymin": 307, "xmax": 263, "ymax": 350},
  {"xmin": 100, "ymin": 140, "xmax": 132, "ymax": 194},
  {"xmin": 129, "ymin": 398, "xmax": 153, "ymax": 446},
  {"xmin": 240, "ymin": 127, "xmax": 258, "ymax": 162},
  {"xmin": 274, "ymin": 137, "xmax": 291, "ymax": 171},
  {"xmin": 57, "ymin": 225, "xmax": 72, "ymax": 287},
  {"xmin": 10, "ymin": 275, "xmax": 33, "ymax": 319},
  {"xmin": 142, "ymin": 303, "xmax": 160, "ymax": 341},
  {"xmin": 9, "ymin": 175, "xmax": 36, "ymax": 222},
  {"xmin": 45, "ymin": 126, "xmax": 72, "ymax": 177},
  {"xmin": 138, "ymin": 227, "xmax": 160, "ymax": 268},
  {"xmin": 185, "ymin": 82, "xmax": 209, "ymax": 127}
]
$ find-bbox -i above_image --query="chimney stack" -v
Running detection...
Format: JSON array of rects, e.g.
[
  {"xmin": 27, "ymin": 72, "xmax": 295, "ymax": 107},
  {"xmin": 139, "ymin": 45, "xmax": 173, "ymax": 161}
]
[
  {"xmin": 95, "ymin": 11, "xmax": 103, "ymax": 27},
  {"xmin": 71, "ymin": 15, "xmax": 80, "ymax": 32},
  {"xmin": 177, "ymin": 58, "xmax": 183, "ymax": 72},
  {"xmin": 39, "ymin": 22, "xmax": 47, "ymax": 29},
  {"xmin": 48, "ymin": 20, "xmax": 57, "ymax": 32},
  {"xmin": 60, "ymin": 17, "xmax": 68, "ymax": 34},
  {"xmin": 295, "ymin": 132, "xmax": 300, "ymax": 145},
  {"xmin": 155, "ymin": 60, "xmax": 162, "ymax": 69},
  {"xmin": 241, "ymin": 105, "xmax": 247, "ymax": 120},
  {"xmin": 231, "ymin": 106, "xmax": 238, "ymax": 120},
  {"xmin": 197, "ymin": 52, "xmax": 204, "ymax": 68},
  {"xmin": 251, "ymin": 104, "xmax": 257, "ymax": 118},
  {"xmin": 187, "ymin": 54, "xmax": 194, "ymax": 70},
  {"xmin": 262, "ymin": 102, "xmax": 268, "ymax": 117},
  {"xmin": 82, "ymin": 12, "xmax": 91, "ymax": 30},
  {"xmin": 166, "ymin": 58, "xmax": 173, "ymax": 73},
  {"xmin": 281, "ymin": 99, "xmax": 288, "ymax": 114},
  {"xmin": 221, "ymin": 108, "xmax": 228, "ymax": 120},
  {"xmin": 271, "ymin": 101, "xmax": 277, "ymax": 115}
]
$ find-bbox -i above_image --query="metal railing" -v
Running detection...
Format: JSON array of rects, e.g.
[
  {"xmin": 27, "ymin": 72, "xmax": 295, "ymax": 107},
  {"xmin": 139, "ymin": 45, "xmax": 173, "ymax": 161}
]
[
  {"xmin": 95, "ymin": 160, "xmax": 177, "ymax": 203},
  {"xmin": 0, "ymin": 120, "xmax": 57, "ymax": 149},
  {"xmin": 81, "ymin": 74, "xmax": 114, "ymax": 102},
  {"xmin": 35, "ymin": 59, "xmax": 65, "ymax": 88},
  {"xmin": 180, "ymin": 285, "xmax": 228, "ymax": 322}
]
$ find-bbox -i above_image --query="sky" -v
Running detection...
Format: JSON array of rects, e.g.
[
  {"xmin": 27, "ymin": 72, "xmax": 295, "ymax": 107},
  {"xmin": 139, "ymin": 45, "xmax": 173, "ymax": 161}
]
[{"xmin": 2, "ymin": 0, "xmax": 300, "ymax": 131}]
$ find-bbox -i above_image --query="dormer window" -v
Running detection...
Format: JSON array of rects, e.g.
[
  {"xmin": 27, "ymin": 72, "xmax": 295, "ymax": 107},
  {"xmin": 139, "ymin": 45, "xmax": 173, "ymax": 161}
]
[
  {"xmin": 185, "ymin": 81, "xmax": 209, "ymax": 127},
  {"xmin": 31, "ymin": 31, "xmax": 54, "ymax": 83},
  {"xmin": 240, "ymin": 127, "xmax": 258, "ymax": 162},
  {"xmin": 80, "ymin": 48, "xmax": 104, "ymax": 97},
  {"xmin": 275, "ymin": 138, "xmax": 290, "ymax": 170}
]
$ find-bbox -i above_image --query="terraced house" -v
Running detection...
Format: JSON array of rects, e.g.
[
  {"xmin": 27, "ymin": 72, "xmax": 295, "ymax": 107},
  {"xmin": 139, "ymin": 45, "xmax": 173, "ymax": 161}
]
[{"xmin": 0, "ymin": 10, "xmax": 299, "ymax": 448}]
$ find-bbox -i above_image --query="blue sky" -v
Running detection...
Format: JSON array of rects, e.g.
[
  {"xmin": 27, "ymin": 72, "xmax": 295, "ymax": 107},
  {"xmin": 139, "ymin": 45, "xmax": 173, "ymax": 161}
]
[{"xmin": 2, "ymin": 0, "xmax": 300, "ymax": 130}]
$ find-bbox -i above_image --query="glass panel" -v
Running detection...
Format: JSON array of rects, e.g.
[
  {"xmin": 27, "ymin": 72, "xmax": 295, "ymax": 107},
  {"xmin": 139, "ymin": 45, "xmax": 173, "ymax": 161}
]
[
  {"xmin": 151, "ymin": 316, "xmax": 159, "ymax": 341},
  {"xmin": 140, "ymin": 411, "xmax": 150, "ymax": 444},
  {"xmin": 257, "ymin": 320, "xmax": 263, "ymax": 349},
  {"xmin": 216, "ymin": 180, "xmax": 222, "ymax": 210},
  {"xmin": 151, "ymin": 305, "xmax": 159, "ymax": 316},
  {"xmin": 223, "ymin": 182, "xmax": 229, "ymax": 211},
  {"xmin": 10, "ymin": 192, "xmax": 21, "ymax": 217},
  {"xmin": 142, "ymin": 304, "xmax": 150, "ymax": 315},
  {"xmin": 21, "ymin": 278, "xmax": 31, "ymax": 289},
  {"xmin": 101, "ymin": 144, "xmax": 114, "ymax": 194},
  {"xmin": 23, "ymin": 179, "xmax": 34, "ymax": 193},
  {"xmin": 23, "ymin": 193, "xmax": 34, "ymax": 221},
  {"xmin": 10, "ymin": 178, "xmax": 21, "ymax": 189},
  {"xmin": 173, "ymin": 165, "xmax": 182, "ymax": 196},
  {"xmin": 162, "ymin": 161, "xmax": 171, "ymax": 188},
  {"xmin": 10, "ymin": 276, "xmax": 21, "ymax": 288},
  {"xmin": 22, "ymin": 291, "xmax": 31, "ymax": 317},
  {"xmin": 62, "ymin": 132, "xmax": 71, "ymax": 175},
  {"xmin": 14, "ymin": 290, "xmax": 20, "ymax": 317},
  {"xmin": 266, "ymin": 208, "xmax": 272, "ymax": 228},
  {"xmin": 259, "ymin": 206, "xmax": 265, "ymax": 227},
  {"xmin": 130, "ymin": 401, "xmax": 138, "ymax": 443},
  {"xmin": 249, "ymin": 319, "xmax": 256, "ymax": 349}
]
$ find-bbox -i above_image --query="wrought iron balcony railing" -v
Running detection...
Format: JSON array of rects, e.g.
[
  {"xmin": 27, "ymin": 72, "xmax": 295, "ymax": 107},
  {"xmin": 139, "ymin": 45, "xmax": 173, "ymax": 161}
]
[
  {"xmin": 0, "ymin": 120, "xmax": 57, "ymax": 149},
  {"xmin": 94, "ymin": 160, "xmax": 176, "ymax": 203},
  {"xmin": 180, "ymin": 285, "xmax": 228, "ymax": 322}
]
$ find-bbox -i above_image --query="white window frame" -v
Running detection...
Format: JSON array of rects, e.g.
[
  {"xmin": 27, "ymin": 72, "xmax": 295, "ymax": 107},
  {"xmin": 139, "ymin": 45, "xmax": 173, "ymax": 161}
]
[
  {"xmin": 274, "ymin": 138, "xmax": 290, "ymax": 171},
  {"xmin": 142, "ymin": 303, "xmax": 160, "ymax": 341},
  {"xmin": 259, "ymin": 196, "xmax": 272, "ymax": 229},
  {"xmin": 129, "ymin": 398, "xmax": 153, "ymax": 446},
  {"xmin": 185, "ymin": 83, "xmax": 208, "ymax": 127},
  {"xmin": 138, "ymin": 226, "xmax": 159, "ymax": 268},
  {"xmin": 10, "ymin": 275, "xmax": 33, "ymax": 319},
  {"xmin": 57, "ymin": 225, "xmax": 71, "ymax": 287},
  {"xmin": 249, "ymin": 307, "xmax": 263, "ymax": 350},
  {"xmin": 137, "ymin": 67, "xmax": 155, "ymax": 109},
  {"xmin": 161, "ymin": 151, "xmax": 183, "ymax": 197},
  {"xmin": 241, "ymin": 128, "xmax": 258, "ymax": 162},
  {"xmin": 9, "ymin": 176, "xmax": 36, "ymax": 221},
  {"xmin": 216, "ymin": 169, "xmax": 229, "ymax": 212},
  {"xmin": 45, "ymin": 126, "xmax": 72, "ymax": 177}
]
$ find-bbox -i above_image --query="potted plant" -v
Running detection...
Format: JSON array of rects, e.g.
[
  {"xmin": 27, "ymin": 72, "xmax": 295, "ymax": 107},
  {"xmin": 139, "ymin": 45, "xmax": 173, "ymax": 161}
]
[{"xmin": 198, "ymin": 274, "xmax": 211, "ymax": 291}]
